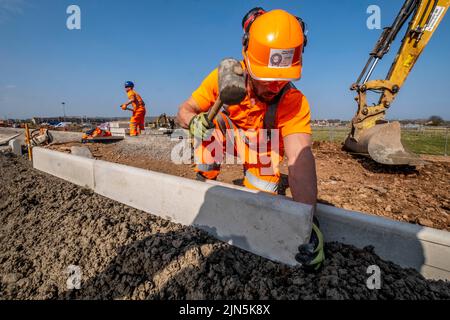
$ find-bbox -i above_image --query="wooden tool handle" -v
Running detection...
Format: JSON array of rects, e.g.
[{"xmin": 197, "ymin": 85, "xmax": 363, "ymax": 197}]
[{"xmin": 207, "ymin": 98, "xmax": 223, "ymax": 122}]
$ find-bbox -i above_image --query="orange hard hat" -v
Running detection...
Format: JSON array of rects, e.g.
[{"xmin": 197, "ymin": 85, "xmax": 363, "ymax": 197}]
[{"xmin": 242, "ymin": 9, "xmax": 305, "ymax": 81}]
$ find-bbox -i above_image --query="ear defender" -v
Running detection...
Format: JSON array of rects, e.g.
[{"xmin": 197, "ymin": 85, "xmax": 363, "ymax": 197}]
[
  {"xmin": 297, "ymin": 17, "xmax": 308, "ymax": 51},
  {"xmin": 241, "ymin": 7, "xmax": 266, "ymax": 51}
]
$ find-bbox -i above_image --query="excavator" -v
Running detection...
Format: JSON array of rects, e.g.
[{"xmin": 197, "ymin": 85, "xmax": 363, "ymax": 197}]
[
  {"xmin": 344, "ymin": 0, "xmax": 449, "ymax": 165},
  {"xmin": 152, "ymin": 113, "xmax": 175, "ymax": 133},
  {"xmin": 156, "ymin": 113, "xmax": 175, "ymax": 130}
]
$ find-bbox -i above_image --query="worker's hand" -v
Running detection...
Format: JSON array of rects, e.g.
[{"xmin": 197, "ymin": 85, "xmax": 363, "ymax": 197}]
[
  {"xmin": 189, "ymin": 112, "xmax": 214, "ymax": 140},
  {"xmin": 121, "ymin": 104, "xmax": 127, "ymax": 111},
  {"xmin": 295, "ymin": 216, "xmax": 325, "ymax": 272}
]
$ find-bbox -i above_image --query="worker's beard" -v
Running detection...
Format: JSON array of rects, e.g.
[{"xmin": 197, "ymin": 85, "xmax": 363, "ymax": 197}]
[
  {"xmin": 248, "ymin": 78, "xmax": 288, "ymax": 103},
  {"xmin": 255, "ymin": 90, "xmax": 279, "ymax": 103}
]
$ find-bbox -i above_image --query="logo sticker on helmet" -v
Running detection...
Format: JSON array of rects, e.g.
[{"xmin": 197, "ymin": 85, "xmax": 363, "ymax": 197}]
[{"xmin": 268, "ymin": 49, "xmax": 295, "ymax": 68}]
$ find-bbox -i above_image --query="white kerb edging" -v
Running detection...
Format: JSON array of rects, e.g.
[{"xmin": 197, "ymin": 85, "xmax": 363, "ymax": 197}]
[
  {"xmin": 32, "ymin": 147, "xmax": 450, "ymax": 280},
  {"xmin": 316, "ymin": 204, "xmax": 450, "ymax": 280},
  {"xmin": 33, "ymin": 147, "xmax": 95, "ymax": 189},
  {"xmin": 32, "ymin": 147, "xmax": 313, "ymax": 266}
]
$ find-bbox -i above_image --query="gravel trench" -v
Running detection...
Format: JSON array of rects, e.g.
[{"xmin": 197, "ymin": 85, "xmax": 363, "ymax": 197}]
[{"xmin": 0, "ymin": 153, "xmax": 449, "ymax": 300}]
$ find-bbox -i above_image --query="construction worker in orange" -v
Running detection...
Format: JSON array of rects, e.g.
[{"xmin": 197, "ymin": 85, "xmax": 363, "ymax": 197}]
[
  {"xmin": 177, "ymin": 8, "xmax": 324, "ymax": 271},
  {"xmin": 121, "ymin": 81, "xmax": 146, "ymax": 136}
]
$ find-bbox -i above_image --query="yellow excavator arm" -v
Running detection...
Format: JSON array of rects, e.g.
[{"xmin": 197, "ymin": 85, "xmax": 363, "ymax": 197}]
[{"xmin": 344, "ymin": 0, "xmax": 449, "ymax": 165}]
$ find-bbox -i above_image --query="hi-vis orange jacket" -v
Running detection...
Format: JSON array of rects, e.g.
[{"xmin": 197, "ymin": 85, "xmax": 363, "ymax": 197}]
[
  {"xmin": 127, "ymin": 89, "xmax": 146, "ymax": 112},
  {"xmin": 191, "ymin": 62, "xmax": 312, "ymax": 138}
]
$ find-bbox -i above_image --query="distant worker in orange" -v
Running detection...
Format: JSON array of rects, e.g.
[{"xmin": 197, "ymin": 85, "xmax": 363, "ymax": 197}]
[
  {"xmin": 121, "ymin": 81, "xmax": 146, "ymax": 136},
  {"xmin": 177, "ymin": 8, "xmax": 324, "ymax": 271}
]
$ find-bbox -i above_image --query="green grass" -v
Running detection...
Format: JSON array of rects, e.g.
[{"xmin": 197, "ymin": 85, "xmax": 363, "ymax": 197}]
[
  {"xmin": 311, "ymin": 127, "xmax": 449, "ymax": 156},
  {"xmin": 312, "ymin": 127, "xmax": 349, "ymax": 143},
  {"xmin": 401, "ymin": 130, "xmax": 448, "ymax": 156}
]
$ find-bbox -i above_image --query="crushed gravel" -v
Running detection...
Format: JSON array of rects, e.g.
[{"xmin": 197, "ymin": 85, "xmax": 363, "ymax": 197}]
[{"xmin": 1, "ymin": 153, "xmax": 449, "ymax": 300}]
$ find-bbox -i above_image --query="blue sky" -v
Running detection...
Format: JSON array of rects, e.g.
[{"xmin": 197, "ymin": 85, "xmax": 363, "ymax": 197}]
[{"xmin": 0, "ymin": 0, "xmax": 449, "ymax": 120}]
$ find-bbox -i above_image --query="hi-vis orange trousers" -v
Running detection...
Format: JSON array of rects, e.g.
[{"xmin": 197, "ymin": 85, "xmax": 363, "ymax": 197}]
[
  {"xmin": 130, "ymin": 107, "xmax": 146, "ymax": 136},
  {"xmin": 194, "ymin": 112, "xmax": 283, "ymax": 194}
]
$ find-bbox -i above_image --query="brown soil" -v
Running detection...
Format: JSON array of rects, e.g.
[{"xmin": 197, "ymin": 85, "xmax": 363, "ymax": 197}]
[
  {"xmin": 1, "ymin": 153, "xmax": 449, "ymax": 300},
  {"xmin": 51, "ymin": 140, "xmax": 450, "ymax": 231}
]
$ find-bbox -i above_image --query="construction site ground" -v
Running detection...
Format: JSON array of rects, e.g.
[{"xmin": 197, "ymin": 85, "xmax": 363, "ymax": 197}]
[
  {"xmin": 1, "ymin": 152, "xmax": 450, "ymax": 299},
  {"xmin": 50, "ymin": 134, "xmax": 450, "ymax": 231}
]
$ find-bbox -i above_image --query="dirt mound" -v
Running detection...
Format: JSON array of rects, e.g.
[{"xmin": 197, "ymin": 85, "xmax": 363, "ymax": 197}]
[
  {"xmin": 0, "ymin": 153, "xmax": 449, "ymax": 299},
  {"xmin": 312, "ymin": 141, "xmax": 450, "ymax": 230}
]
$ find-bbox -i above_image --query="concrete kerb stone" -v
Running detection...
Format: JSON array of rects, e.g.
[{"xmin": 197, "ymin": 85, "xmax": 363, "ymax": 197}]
[
  {"xmin": 33, "ymin": 147, "xmax": 95, "ymax": 189},
  {"xmin": 109, "ymin": 121, "xmax": 129, "ymax": 129},
  {"xmin": 32, "ymin": 148, "xmax": 313, "ymax": 266},
  {"xmin": 31, "ymin": 147, "xmax": 450, "ymax": 280},
  {"xmin": 8, "ymin": 139, "xmax": 22, "ymax": 156},
  {"xmin": 316, "ymin": 204, "xmax": 450, "ymax": 280},
  {"xmin": 110, "ymin": 128, "xmax": 130, "ymax": 137},
  {"xmin": 0, "ymin": 133, "xmax": 21, "ymax": 146},
  {"xmin": 70, "ymin": 146, "xmax": 93, "ymax": 159},
  {"xmin": 93, "ymin": 159, "xmax": 313, "ymax": 266}
]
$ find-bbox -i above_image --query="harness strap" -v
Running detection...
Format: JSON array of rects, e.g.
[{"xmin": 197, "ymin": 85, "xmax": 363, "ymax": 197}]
[{"xmin": 263, "ymin": 82, "xmax": 295, "ymax": 130}]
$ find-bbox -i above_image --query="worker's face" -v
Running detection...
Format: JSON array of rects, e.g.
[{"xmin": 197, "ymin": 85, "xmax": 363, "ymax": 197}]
[
  {"xmin": 125, "ymin": 86, "xmax": 132, "ymax": 92},
  {"xmin": 249, "ymin": 78, "xmax": 289, "ymax": 102}
]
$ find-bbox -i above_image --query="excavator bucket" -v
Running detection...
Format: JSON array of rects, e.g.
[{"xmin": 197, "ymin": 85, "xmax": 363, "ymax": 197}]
[{"xmin": 344, "ymin": 121, "xmax": 424, "ymax": 166}]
